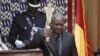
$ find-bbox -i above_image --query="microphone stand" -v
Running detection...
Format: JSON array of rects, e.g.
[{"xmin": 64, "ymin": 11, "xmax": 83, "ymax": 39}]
[
  {"xmin": 40, "ymin": 28, "xmax": 54, "ymax": 56},
  {"xmin": 42, "ymin": 36, "xmax": 54, "ymax": 56}
]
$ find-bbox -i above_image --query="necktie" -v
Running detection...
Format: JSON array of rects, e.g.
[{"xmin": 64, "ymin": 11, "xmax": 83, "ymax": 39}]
[{"xmin": 56, "ymin": 35, "xmax": 62, "ymax": 56}]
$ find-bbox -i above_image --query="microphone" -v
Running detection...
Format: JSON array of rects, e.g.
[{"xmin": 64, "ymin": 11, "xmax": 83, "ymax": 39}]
[
  {"xmin": 40, "ymin": 30, "xmax": 54, "ymax": 56},
  {"xmin": 42, "ymin": 38, "xmax": 54, "ymax": 56}
]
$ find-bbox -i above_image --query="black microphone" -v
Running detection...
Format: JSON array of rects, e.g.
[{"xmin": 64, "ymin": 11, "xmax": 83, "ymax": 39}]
[
  {"xmin": 42, "ymin": 38, "xmax": 54, "ymax": 56},
  {"xmin": 40, "ymin": 31, "xmax": 54, "ymax": 56},
  {"xmin": 38, "ymin": 28, "xmax": 54, "ymax": 56}
]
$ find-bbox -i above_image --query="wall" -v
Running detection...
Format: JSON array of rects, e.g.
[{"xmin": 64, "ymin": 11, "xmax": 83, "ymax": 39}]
[
  {"xmin": 84, "ymin": 0, "xmax": 99, "ymax": 52},
  {"xmin": 98, "ymin": 0, "xmax": 100, "ymax": 51}
]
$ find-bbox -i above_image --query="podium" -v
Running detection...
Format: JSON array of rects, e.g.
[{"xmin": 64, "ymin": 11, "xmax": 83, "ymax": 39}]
[{"xmin": 0, "ymin": 49, "xmax": 43, "ymax": 56}]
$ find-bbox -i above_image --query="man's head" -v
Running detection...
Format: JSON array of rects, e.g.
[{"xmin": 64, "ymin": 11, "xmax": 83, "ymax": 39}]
[
  {"xmin": 50, "ymin": 13, "xmax": 66, "ymax": 34},
  {"xmin": 27, "ymin": 0, "xmax": 40, "ymax": 14}
]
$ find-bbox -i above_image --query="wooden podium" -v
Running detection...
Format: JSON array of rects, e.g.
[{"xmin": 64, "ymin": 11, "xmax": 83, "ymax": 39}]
[{"xmin": 0, "ymin": 49, "xmax": 43, "ymax": 56}]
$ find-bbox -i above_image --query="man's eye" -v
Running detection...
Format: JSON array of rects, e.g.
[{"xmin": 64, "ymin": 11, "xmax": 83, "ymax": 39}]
[
  {"xmin": 54, "ymin": 24, "xmax": 63, "ymax": 26},
  {"xmin": 54, "ymin": 24, "xmax": 59, "ymax": 26}
]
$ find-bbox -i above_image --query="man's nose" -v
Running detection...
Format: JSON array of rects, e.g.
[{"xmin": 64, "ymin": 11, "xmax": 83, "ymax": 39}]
[{"xmin": 57, "ymin": 25, "xmax": 61, "ymax": 28}]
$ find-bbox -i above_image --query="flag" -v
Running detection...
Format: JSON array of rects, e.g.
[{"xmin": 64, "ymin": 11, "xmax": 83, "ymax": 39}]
[{"xmin": 74, "ymin": 0, "xmax": 93, "ymax": 56}]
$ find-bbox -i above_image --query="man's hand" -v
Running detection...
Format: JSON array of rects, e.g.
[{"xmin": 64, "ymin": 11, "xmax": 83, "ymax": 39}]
[{"xmin": 15, "ymin": 40, "xmax": 25, "ymax": 48}]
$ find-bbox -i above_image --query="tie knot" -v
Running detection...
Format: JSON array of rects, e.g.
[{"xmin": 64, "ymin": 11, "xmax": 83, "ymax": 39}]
[{"xmin": 55, "ymin": 35, "xmax": 60, "ymax": 41}]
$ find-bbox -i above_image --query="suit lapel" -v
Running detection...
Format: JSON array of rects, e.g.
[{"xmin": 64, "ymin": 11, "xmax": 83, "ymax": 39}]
[
  {"xmin": 47, "ymin": 31, "xmax": 67, "ymax": 56},
  {"xmin": 48, "ymin": 32, "xmax": 58, "ymax": 55},
  {"xmin": 61, "ymin": 31, "xmax": 66, "ymax": 55}
]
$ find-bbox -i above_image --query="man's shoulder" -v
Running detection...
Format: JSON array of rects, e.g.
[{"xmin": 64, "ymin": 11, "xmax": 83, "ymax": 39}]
[
  {"xmin": 12, "ymin": 12, "xmax": 27, "ymax": 22},
  {"xmin": 14, "ymin": 12, "xmax": 27, "ymax": 18},
  {"xmin": 38, "ymin": 11, "xmax": 46, "ymax": 15},
  {"xmin": 63, "ymin": 31, "xmax": 75, "ymax": 41},
  {"xmin": 64, "ymin": 31, "xmax": 74, "ymax": 37},
  {"xmin": 15, "ymin": 12, "xmax": 26, "ymax": 17}
]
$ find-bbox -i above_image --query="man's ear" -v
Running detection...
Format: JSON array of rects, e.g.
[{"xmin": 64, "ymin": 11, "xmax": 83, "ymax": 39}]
[{"xmin": 50, "ymin": 23, "xmax": 53, "ymax": 30}]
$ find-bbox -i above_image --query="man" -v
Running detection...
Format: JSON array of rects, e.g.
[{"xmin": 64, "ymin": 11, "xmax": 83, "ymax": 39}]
[
  {"xmin": 8, "ymin": 0, "xmax": 46, "ymax": 49},
  {"xmin": 41, "ymin": 13, "xmax": 78, "ymax": 56}
]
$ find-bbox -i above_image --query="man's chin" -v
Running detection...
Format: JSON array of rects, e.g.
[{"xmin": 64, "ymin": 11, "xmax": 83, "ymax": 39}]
[{"xmin": 55, "ymin": 31, "xmax": 62, "ymax": 34}]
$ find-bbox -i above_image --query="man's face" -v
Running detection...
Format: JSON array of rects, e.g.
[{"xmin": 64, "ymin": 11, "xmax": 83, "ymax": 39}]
[
  {"xmin": 29, "ymin": 6, "xmax": 38, "ymax": 14},
  {"xmin": 51, "ymin": 18, "xmax": 65, "ymax": 34}
]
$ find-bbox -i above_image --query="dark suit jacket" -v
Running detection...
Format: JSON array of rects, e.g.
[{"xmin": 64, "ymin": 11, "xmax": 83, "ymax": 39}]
[
  {"xmin": 42, "ymin": 31, "xmax": 78, "ymax": 56},
  {"xmin": 9, "ymin": 11, "xmax": 46, "ymax": 48}
]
